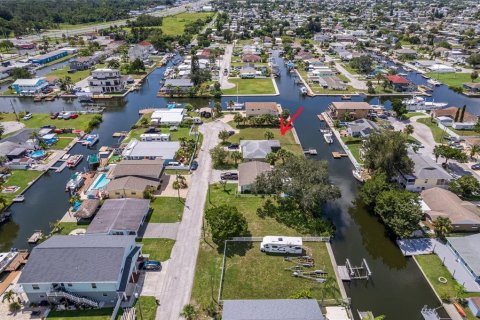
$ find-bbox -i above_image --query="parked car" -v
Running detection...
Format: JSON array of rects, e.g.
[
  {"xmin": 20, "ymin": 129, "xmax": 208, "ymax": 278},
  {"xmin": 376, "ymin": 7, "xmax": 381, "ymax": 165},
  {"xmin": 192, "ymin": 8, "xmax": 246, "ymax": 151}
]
[
  {"xmin": 70, "ymin": 113, "xmax": 79, "ymax": 119},
  {"xmin": 144, "ymin": 127, "xmax": 160, "ymax": 134},
  {"xmin": 41, "ymin": 125, "xmax": 56, "ymax": 129},
  {"xmin": 228, "ymin": 143, "xmax": 239, "ymax": 150},
  {"xmin": 23, "ymin": 113, "xmax": 32, "ymax": 120},
  {"xmin": 227, "ymin": 130, "xmax": 235, "ymax": 136},
  {"xmin": 50, "ymin": 112, "xmax": 59, "ymax": 119},
  {"xmin": 143, "ymin": 260, "xmax": 161, "ymax": 271},
  {"xmin": 191, "ymin": 160, "xmax": 198, "ymax": 170},
  {"xmin": 221, "ymin": 172, "xmax": 238, "ymax": 180},
  {"xmin": 471, "ymin": 163, "xmax": 480, "ymax": 170}
]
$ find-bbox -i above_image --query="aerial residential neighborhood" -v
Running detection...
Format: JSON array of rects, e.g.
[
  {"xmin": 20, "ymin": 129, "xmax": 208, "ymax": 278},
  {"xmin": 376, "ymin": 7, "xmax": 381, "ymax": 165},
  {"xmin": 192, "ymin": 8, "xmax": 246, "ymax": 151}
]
[{"xmin": 0, "ymin": 0, "xmax": 480, "ymax": 320}]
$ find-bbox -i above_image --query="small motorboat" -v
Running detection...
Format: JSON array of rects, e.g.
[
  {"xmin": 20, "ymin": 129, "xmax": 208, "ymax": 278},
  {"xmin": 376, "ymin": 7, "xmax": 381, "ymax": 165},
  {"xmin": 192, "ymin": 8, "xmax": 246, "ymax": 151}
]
[
  {"xmin": 299, "ymin": 86, "xmax": 308, "ymax": 95},
  {"xmin": 87, "ymin": 153, "xmax": 100, "ymax": 170},
  {"xmin": 303, "ymin": 148, "xmax": 317, "ymax": 155},
  {"xmin": 341, "ymin": 95, "xmax": 351, "ymax": 100},
  {"xmin": 323, "ymin": 131, "xmax": 334, "ymax": 144},
  {"xmin": 83, "ymin": 134, "xmax": 99, "ymax": 147},
  {"xmin": 65, "ymin": 172, "xmax": 85, "ymax": 193},
  {"xmin": 352, "ymin": 169, "xmax": 365, "ymax": 183},
  {"xmin": 66, "ymin": 154, "xmax": 83, "ymax": 168},
  {"xmin": 12, "ymin": 195, "xmax": 25, "ymax": 202},
  {"xmin": 427, "ymin": 78, "xmax": 442, "ymax": 86}
]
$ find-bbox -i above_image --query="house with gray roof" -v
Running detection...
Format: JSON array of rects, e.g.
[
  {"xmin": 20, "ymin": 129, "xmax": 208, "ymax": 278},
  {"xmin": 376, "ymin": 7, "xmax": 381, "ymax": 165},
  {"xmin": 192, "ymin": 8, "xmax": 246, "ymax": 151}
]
[
  {"xmin": 347, "ymin": 118, "xmax": 379, "ymax": 138},
  {"xmin": 18, "ymin": 235, "xmax": 141, "ymax": 307},
  {"xmin": 446, "ymin": 234, "xmax": 480, "ymax": 284},
  {"xmin": 240, "ymin": 140, "xmax": 281, "ymax": 161},
  {"xmin": 397, "ymin": 150, "xmax": 452, "ymax": 192},
  {"xmin": 238, "ymin": 161, "xmax": 272, "ymax": 193},
  {"xmin": 222, "ymin": 299, "xmax": 325, "ymax": 320},
  {"xmin": 159, "ymin": 79, "xmax": 194, "ymax": 94},
  {"xmin": 86, "ymin": 198, "xmax": 150, "ymax": 235},
  {"xmin": 108, "ymin": 159, "xmax": 164, "ymax": 180},
  {"xmin": 122, "ymin": 139, "xmax": 180, "ymax": 163}
]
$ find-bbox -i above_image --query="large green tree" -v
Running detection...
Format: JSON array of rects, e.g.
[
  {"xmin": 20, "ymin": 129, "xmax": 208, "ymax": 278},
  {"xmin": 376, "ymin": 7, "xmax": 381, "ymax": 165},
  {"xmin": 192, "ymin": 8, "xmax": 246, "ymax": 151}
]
[
  {"xmin": 433, "ymin": 216, "xmax": 452, "ymax": 239},
  {"xmin": 449, "ymin": 175, "xmax": 480, "ymax": 198},
  {"xmin": 359, "ymin": 171, "xmax": 391, "ymax": 208},
  {"xmin": 205, "ymin": 205, "xmax": 249, "ymax": 244},
  {"xmin": 433, "ymin": 145, "xmax": 467, "ymax": 164}
]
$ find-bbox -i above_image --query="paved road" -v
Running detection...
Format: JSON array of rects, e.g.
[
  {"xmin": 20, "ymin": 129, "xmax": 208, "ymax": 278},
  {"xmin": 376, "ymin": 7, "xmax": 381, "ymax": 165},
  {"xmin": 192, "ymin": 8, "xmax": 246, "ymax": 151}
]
[
  {"xmin": 388, "ymin": 115, "xmax": 436, "ymax": 154},
  {"xmin": 154, "ymin": 119, "xmax": 234, "ymax": 320},
  {"xmin": 220, "ymin": 43, "xmax": 235, "ymax": 90}
]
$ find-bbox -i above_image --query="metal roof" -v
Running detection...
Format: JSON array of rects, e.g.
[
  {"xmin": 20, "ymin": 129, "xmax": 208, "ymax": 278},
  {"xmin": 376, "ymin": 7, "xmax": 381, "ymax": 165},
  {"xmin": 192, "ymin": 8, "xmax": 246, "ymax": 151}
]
[
  {"xmin": 122, "ymin": 139, "xmax": 180, "ymax": 159},
  {"xmin": 447, "ymin": 234, "xmax": 480, "ymax": 276},
  {"xmin": 240, "ymin": 140, "xmax": 280, "ymax": 159}
]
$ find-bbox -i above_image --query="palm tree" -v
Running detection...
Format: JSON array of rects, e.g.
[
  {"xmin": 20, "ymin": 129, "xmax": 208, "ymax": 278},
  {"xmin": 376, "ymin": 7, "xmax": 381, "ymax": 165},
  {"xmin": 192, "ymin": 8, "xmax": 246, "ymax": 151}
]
[
  {"xmin": 218, "ymin": 130, "xmax": 230, "ymax": 144},
  {"xmin": 180, "ymin": 304, "xmax": 198, "ymax": 320},
  {"xmin": 233, "ymin": 113, "xmax": 244, "ymax": 127},
  {"xmin": 375, "ymin": 73, "xmax": 384, "ymax": 85},
  {"xmin": 320, "ymin": 276, "xmax": 340, "ymax": 303},
  {"xmin": 265, "ymin": 152, "xmax": 277, "ymax": 165},
  {"xmin": 470, "ymin": 145, "xmax": 480, "ymax": 160},
  {"xmin": 264, "ymin": 130, "xmax": 274, "ymax": 140},
  {"xmin": 404, "ymin": 124, "xmax": 414, "ymax": 135},
  {"xmin": 230, "ymin": 151, "xmax": 243, "ymax": 164},
  {"xmin": 2, "ymin": 290, "xmax": 15, "ymax": 303},
  {"xmin": 433, "ymin": 216, "xmax": 452, "ymax": 239}
]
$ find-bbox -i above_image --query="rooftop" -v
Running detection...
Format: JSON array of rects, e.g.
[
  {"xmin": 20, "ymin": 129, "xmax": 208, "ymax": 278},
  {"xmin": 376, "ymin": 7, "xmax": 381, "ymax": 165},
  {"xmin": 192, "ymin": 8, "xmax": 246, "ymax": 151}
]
[
  {"xmin": 122, "ymin": 139, "xmax": 180, "ymax": 159},
  {"xmin": 447, "ymin": 234, "xmax": 480, "ymax": 276},
  {"xmin": 238, "ymin": 161, "xmax": 272, "ymax": 187},
  {"xmin": 240, "ymin": 140, "xmax": 280, "ymax": 159},
  {"xmin": 245, "ymin": 102, "xmax": 279, "ymax": 111},
  {"xmin": 109, "ymin": 159, "xmax": 164, "ymax": 179},
  {"xmin": 330, "ymin": 102, "xmax": 372, "ymax": 110}
]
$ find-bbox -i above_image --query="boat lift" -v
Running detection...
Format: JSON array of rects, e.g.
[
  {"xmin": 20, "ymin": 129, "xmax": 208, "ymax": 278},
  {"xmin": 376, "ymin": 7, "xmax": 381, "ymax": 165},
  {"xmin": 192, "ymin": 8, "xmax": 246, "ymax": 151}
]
[
  {"xmin": 338, "ymin": 258, "xmax": 372, "ymax": 281},
  {"xmin": 420, "ymin": 305, "xmax": 449, "ymax": 320}
]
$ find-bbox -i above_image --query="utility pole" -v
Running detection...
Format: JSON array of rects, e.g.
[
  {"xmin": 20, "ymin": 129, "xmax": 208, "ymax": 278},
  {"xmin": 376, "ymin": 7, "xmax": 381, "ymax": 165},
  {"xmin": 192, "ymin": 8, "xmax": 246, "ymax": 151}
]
[{"xmin": 10, "ymin": 100, "xmax": 18, "ymax": 121}]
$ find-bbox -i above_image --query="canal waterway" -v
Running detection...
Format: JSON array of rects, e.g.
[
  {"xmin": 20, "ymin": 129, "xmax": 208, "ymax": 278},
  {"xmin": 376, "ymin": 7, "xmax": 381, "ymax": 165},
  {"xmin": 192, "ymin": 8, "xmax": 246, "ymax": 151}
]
[{"xmin": 1, "ymin": 52, "xmax": 479, "ymax": 319}]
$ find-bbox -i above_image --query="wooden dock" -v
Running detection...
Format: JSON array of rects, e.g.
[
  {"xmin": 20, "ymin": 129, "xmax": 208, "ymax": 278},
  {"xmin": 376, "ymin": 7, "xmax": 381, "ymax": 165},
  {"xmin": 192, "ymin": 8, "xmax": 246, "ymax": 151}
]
[
  {"xmin": 0, "ymin": 271, "xmax": 19, "ymax": 295},
  {"xmin": 28, "ymin": 230, "xmax": 43, "ymax": 244},
  {"xmin": 5, "ymin": 250, "xmax": 29, "ymax": 272},
  {"xmin": 112, "ymin": 131, "xmax": 128, "ymax": 137},
  {"xmin": 332, "ymin": 151, "xmax": 348, "ymax": 159},
  {"xmin": 51, "ymin": 161, "xmax": 68, "ymax": 173},
  {"xmin": 338, "ymin": 266, "xmax": 351, "ymax": 281}
]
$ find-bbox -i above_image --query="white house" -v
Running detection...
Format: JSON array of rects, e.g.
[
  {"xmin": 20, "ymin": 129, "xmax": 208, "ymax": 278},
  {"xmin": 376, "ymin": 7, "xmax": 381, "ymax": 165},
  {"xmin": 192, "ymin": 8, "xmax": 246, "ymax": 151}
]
[
  {"xmin": 88, "ymin": 68, "xmax": 125, "ymax": 94},
  {"xmin": 260, "ymin": 236, "xmax": 303, "ymax": 254},
  {"xmin": 122, "ymin": 139, "xmax": 180, "ymax": 162},
  {"xmin": 150, "ymin": 108, "xmax": 186, "ymax": 125}
]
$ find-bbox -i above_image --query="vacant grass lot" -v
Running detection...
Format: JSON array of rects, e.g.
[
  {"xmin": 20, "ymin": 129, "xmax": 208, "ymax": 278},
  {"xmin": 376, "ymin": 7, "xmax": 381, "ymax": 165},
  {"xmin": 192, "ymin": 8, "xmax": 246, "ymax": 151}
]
[
  {"xmin": 2, "ymin": 170, "xmax": 43, "ymax": 203},
  {"xmin": 191, "ymin": 184, "xmax": 339, "ymax": 307},
  {"xmin": 228, "ymin": 121, "xmax": 303, "ymax": 155},
  {"xmin": 341, "ymin": 137, "xmax": 364, "ymax": 164},
  {"xmin": 124, "ymin": 126, "xmax": 192, "ymax": 143},
  {"xmin": 161, "ymin": 12, "xmax": 214, "ymax": 36},
  {"xmin": 51, "ymin": 137, "xmax": 75, "ymax": 150},
  {"xmin": 137, "ymin": 238, "xmax": 175, "ymax": 261},
  {"xmin": 416, "ymin": 118, "xmax": 447, "ymax": 143},
  {"xmin": 0, "ymin": 113, "xmax": 99, "ymax": 132},
  {"xmin": 147, "ymin": 196, "xmax": 184, "ymax": 223},
  {"xmin": 405, "ymin": 112, "xmax": 426, "ymax": 119},
  {"xmin": 46, "ymin": 66, "xmax": 91, "ymax": 83},
  {"xmin": 426, "ymin": 72, "xmax": 472, "ymax": 88},
  {"xmin": 222, "ymin": 78, "xmax": 276, "ymax": 95}
]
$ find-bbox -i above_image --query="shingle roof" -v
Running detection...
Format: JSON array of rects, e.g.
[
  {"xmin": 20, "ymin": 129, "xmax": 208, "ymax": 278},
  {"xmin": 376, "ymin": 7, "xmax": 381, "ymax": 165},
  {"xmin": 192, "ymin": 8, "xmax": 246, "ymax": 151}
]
[
  {"xmin": 245, "ymin": 102, "xmax": 278, "ymax": 112},
  {"xmin": 240, "ymin": 140, "xmax": 280, "ymax": 159},
  {"xmin": 18, "ymin": 235, "xmax": 134, "ymax": 284},
  {"xmin": 222, "ymin": 299, "xmax": 324, "ymax": 320},
  {"xmin": 408, "ymin": 151, "xmax": 452, "ymax": 180},
  {"xmin": 105, "ymin": 176, "xmax": 160, "ymax": 193},
  {"xmin": 447, "ymin": 234, "xmax": 480, "ymax": 276},
  {"xmin": 109, "ymin": 159, "xmax": 164, "ymax": 179},
  {"xmin": 238, "ymin": 161, "xmax": 272, "ymax": 187},
  {"xmin": 86, "ymin": 198, "xmax": 150, "ymax": 234},
  {"xmin": 330, "ymin": 102, "xmax": 372, "ymax": 110}
]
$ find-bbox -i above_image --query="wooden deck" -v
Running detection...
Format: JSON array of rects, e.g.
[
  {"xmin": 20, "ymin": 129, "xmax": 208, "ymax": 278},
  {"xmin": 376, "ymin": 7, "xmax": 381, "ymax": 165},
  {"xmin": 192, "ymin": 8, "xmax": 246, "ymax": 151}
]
[
  {"xmin": 0, "ymin": 271, "xmax": 19, "ymax": 295},
  {"xmin": 337, "ymin": 266, "xmax": 351, "ymax": 281},
  {"xmin": 5, "ymin": 250, "xmax": 29, "ymax": 272},
  {"xmin": 332, "ymin": 151, "xmax": 348, "ymax": 159}
]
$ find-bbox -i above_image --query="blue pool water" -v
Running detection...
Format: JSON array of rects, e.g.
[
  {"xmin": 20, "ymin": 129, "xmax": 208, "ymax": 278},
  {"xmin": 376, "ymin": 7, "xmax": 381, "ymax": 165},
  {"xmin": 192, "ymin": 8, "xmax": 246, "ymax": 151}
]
[
  {"xmin": 167, "ymin": 103, "xmax": 176, "ymax": 109},
  {"xmin": 30, "ymin": 150, "xmax": 46, "ymax": 159},
  {"xmin": 91, "ymin": 173, "xmax": 109, "ymax": 190}
]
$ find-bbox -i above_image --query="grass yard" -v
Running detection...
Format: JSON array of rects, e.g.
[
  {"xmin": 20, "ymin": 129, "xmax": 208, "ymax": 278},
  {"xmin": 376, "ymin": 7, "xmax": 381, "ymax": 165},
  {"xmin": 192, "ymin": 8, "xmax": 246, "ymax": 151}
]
[
  {"xmin": 222, "ymin": 78, "xmax": 276, "ymax": 95},
  {"xmin": 405, "ymin": 112, "xmax": 427, "ymax": 119},
  {"xmin": 137, "ymin": 238, "xmax": 175, "ymax": 261},
  {"xmin": 0, "ymin": 113, "xmax": 99, "ymax": 132},
  {"xmin": 161, "ymin": 12, "xmax": 214, "ymax": 36},
  {"xmin": 416, "ymin": 118, "xmax": 447, "ymax": 143},
  {"xmin": 124, "ymin": 126, "xmax": 192, "ymax": 143},
  {"xmin": 449, "ymin": 127, "xmax": 480, "ymax": 136},
  {"xmin": 426, "ymin": 72, "xmax": 473, "ymax": 88},
  {"xmin": 2, "ymin": 170, "xmax": 43, "ymax": 202},
  {"xmin": 221, "ymin": 242, "xmax": 339, "ymax": 302},
  {"xmin": 51, "ymin": 221, "xmax": 90, "ymax": 236},
  {"xmin": 46, "ymin": 66, "xmax": 91, "ymax": 83},
  {"xmin": 51, "ymin": 137, "xmax": 75, "ymax": 150},
  {"xmin": 228, "ymin": 122, "xmax": 303, "ymax": 155},
  {"xmin": 147, "ymin": 197, "xmax": 184, "ymax": 223}
]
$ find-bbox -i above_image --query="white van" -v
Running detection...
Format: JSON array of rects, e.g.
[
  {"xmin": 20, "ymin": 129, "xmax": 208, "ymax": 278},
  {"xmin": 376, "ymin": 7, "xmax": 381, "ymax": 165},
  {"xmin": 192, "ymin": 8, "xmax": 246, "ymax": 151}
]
[{"xmin": 260, "ymin": 236, "xmax": 303, "ymax": 254}]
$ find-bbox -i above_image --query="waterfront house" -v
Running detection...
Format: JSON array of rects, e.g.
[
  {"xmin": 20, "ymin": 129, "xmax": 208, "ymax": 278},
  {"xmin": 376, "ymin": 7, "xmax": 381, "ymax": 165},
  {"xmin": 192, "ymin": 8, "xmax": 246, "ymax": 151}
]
[
  {"xmin": 238, "ymin": 161, "xmax": 272, "ymax": 193},
  {"xmin": 433, "ymin": 107, "xmax": 478, "ymax": 123},
  {"xmin": 159, "ymin": 79, "xmax": 194, "ymax": 94},
  {"xmin": 240, "ymin": 67, "xmax": 257, "ymax": 79},
  {"xmin": 69, "ymin": 56, "xmax": 98, "ymax": 71},
  {"xmin": 128, "ymin": 40, "xmax": 155, "ymax": 61},
  {"xmin": 122, "ymin": 139, "xmax": 180, "ymax": 163},
  {"xmin": 105, "ymin": 176, "xmax": 160, "ymax": 199},
  {"xmin": 86, "ymin": 198, "xmax": 150, "ymax": 235},
  {"xmin": 150, "ymin": 108, "xmax": 186, "ymax": 125},
  {"xmin": 240, "ymin": 140, "xmax": 281, "ymax": 161},
  {"xmin": 463, "ymin": 83, "xmax": 480, "ymax": 93},
  {"xmin": 11, "ymin": 78, "xmax": 49, "ymax": 95},
  {"xmin": 109, "ymin": 159, "xmax": 164, "ymax": 180},
  {"xmin": 18, "ymin": 235, "xmax": 141, "ymax": 307},
  {"xmin": 88, "ymin": 68, "xmax": 126, "ymax": 94},
  {"xmin": 446, "ymin": 234, "xmax": 480, "ymax": 283},
  {"xmin": 347, "ymin": 118, "xmax": 379, "ymax": 138},
  {"xmin": 29, "ymin": 49, "xmax": 69, "ymax": 65},
  {"xmin": 222, "ymin": 299, "xmax": 325, "ymax": 320},
  {"xmin": 245, "ymin": 102, "xmax": 280, "ymax": 117},
  {"xmin": 386, "ymin": 75, "xmax": 416, "ymax": 92},
  {"xmin": 396, "ymin": 151, "xmax": 452, "ymax": 192},
  {"xmin": 468, "ymin": 297, "xmax": 480, "ymax": 317},
  {"xmin": 328, "ymin": 102, "xmax": 373, "ymax": 120},
  {"xmin": 394, "ymin": 48, "xmax": 418, "ymax": 59},
  {"xmin": 421, "ymin": 187, "xmax": 480, "ymax": 232}
]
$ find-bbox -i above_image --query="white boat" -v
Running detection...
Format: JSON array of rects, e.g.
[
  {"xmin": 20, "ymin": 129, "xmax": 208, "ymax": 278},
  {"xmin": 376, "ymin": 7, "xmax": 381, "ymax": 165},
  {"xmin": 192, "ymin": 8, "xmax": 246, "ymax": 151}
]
[
  {"xmin": 300, "ymin": 86, "xmax": 308, "ymax": 95},
  {"xmin": 76, "ymin": 91, "xmax": 93, "ymax": 103},
  {"xmin": 66, "ymin": 154, "xmax": 83, "ymax": 168},
  {"xmin": 323, "ymin": 131, "xmax": 334, "ymax": 144},
  {"xmin": 427, "ymin": 79, "xmax": 442, "ymax": 86},
  {"xmin": 398, "ymin": 72, "xmax": 408, "ymax": 76},
  {"xmin": 65, "ymin": 172, "xmax": 85, "ymax": 193},
  {"xmin": 0, "ymin": 249, "xmax": 19, "ymax": 273},
  {"xmin": 83, "ymin": 134, "xmax": 99, "ymax": 147},
  {"xmin": 12, "ymin": 195, "xmax": 25, "ymax": 202},
  {"xmin": 403, "ymin": 96, "xmax": 448, "ymax": 111},
  {"xmin": 226, "ymin": 85, "xmax": 244, "ymax": 110},
  {"xmin": 303, "ymin": 148, "xmax": 317, "ymax": 155},
  {"xmin": 352, "ymin": 169, "xmax": 365, "ymax": 183}
]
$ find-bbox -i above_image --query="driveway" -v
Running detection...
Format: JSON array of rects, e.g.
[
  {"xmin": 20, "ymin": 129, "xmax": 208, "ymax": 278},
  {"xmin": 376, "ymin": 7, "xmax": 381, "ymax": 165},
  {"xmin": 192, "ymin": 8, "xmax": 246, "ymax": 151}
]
[
  {"xmin": 140, "ymin": 223, "xmax": 179, "ymax": 240},
  {"xmin": 388, "ymin": 115, "xmax": 436, "ymax": 154},
  {"xmin": 220, "ymin": 44, "xmax": 235, "ymax": 90},
  {"xmin": 154, "ymin": 119, "xmax": 234, "ymax": 320}
]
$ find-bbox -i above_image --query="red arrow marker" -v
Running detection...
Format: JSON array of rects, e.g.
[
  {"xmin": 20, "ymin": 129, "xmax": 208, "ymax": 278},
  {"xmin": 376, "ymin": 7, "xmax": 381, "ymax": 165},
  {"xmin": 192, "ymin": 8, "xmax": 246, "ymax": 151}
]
[{"xmin": 279, "ymin": 106, "xmax": 304, "ymax": 135}]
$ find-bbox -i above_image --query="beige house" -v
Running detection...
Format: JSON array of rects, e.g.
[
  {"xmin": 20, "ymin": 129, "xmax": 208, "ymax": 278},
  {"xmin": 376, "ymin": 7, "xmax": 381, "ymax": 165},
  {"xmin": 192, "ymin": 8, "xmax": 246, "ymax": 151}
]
[
  {"xmin": 105, "ymin": 176, "xmax": 159, "ymax": 199},
  {"xmin": 238, "ymin": 161, "xmax": 272, "ymax": 193},
  {"xmin": 245, "ymin": 102, "xmax": 280, "ymax": 117},
  {"xmin": 328, "ymin": 102, "xmax": 372, "ymax": 120}
]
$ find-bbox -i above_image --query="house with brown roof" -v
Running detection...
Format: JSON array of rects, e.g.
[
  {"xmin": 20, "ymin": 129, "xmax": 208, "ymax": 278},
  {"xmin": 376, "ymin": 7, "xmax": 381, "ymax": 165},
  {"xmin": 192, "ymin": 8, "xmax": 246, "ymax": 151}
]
[
  {"xmin": 108, "ymin": 159, "xmax": 164, "ymax": 181},
  {"xmin": 432, "ymin": 106, "xmax": 478, "ymax": 123},
  {"xmin": 421, "ymin": 187, "xmax": 480, "ymax": 232},
  {"xmin": 386, "ymin": 75, "xmax": 416, "ymax": 92},
  {"xmin": 245, "ymin": 102, "xmax": 280, "ymax": 117},
  {"xmin": 464, "ymin": 83, "xmax": 480, "ymax": 93},
  {"xmin": 328, "ymin": 102, "xmax": 372, "ymax": 120},
  {"xmin": 242, "ymin": 54, "xmax": 261, "ymax": 63},
  {"xmin": 238, "ymin": 161, "xmax": 272, "ymax": 193},
  {"xmin": 105, "ymin": 176, "xmax": 160, "ymax": 199}
]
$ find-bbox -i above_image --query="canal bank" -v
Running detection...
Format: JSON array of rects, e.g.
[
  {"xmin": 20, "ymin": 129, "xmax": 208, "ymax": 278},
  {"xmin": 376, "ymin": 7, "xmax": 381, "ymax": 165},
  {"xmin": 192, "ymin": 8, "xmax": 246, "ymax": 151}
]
[{"xmin": 0, "ymin": 50, "xmax": 478, "ymax": 319}]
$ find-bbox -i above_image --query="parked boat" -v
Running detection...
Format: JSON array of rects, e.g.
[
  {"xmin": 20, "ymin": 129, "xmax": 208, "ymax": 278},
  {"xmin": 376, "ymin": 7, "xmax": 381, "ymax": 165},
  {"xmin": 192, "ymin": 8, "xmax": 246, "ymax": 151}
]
[
  {"xmin": 0, "ymin": 249, "xmax": 19, "ymax": 273},
  {"xmin": 12, "ymin": 195, "xmax": 25, "ymax": 202},
  {"xmin": 323, "ymin": 131, "xmax": 334, "ymax": 144},
  {"xmin": 403, "ymin": 96, "xmax": 448, "ymax": 111},
  {"xmin": 87, "ymin": 153, "xmax": 100, "ymax": 170},
  {"xmin": 303, "ymin": 148, "xmax": 317, "ymax": 155},
  {"xmin": 352, "ymin": 168, "xmax": 365, "ymax": 183},
  {"xmin": 357, "ymin": 310, "xmax": 375, "ymax": 320},
  {"xmin": 76, "ymin": 91, "xmax": 93, "ymax": 103},
  {"xmin": 226, "ymin": 85, "xmax": 244, "ymax": 110},
  {"xmin": 427, "ymin": 79, "xmax": 442, "ymax": 86},
  {"xmin": 300, "ymin": 86, "xmax": 308, "ymax": 95},
  {"xmin": 65, "ymin": 172, "xmax": 85, "ymax": 193},
  {"xmin": 83, "ymin": 134, "xmax": 99, "ymax": 147},
  {"xmin": 341, "ymin": 95, "xmax": 351, "ymax": 100},
  {"xmin": 66, "ymin": 154, "xmax": 83, "ymax": 168}
]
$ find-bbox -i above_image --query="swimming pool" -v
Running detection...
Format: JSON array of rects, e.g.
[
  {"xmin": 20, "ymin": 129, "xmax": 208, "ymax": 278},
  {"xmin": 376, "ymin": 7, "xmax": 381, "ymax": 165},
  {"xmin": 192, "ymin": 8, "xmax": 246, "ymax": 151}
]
[
  {"xmin": 30, "ymin": 150, "xmax": 46, "ymax": 160},
  {"xmin": 90, "ymin": 173, "xmax": 109, "ymax": 190}
]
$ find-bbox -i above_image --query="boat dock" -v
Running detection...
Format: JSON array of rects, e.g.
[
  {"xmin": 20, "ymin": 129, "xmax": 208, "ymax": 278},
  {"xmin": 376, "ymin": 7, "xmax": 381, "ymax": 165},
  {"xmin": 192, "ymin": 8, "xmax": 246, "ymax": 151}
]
[
  {"xmin": 112, "ymin": 131, "xmax": 129, "ymax": 137},
  {"xmin": 337, "ymin": 258, "xmax": 372, "ymax": 281},
  {"xmin": 51, "ymin": 161, "xmax": 68, "ymax": 173},
  {"xmin": 332, "ymin": 152, "xmax": 348, "ymax": 159},
  {"xmin": 303, "ymin": 148, "xmax": 318, "ymax": 155},
  {"xmin": 28, "ymin": 230, "xmax": 43, "ymax": 244},
  {"xmin": 4, "ymin": 250, "xmax": 29, "ymax": 272}
]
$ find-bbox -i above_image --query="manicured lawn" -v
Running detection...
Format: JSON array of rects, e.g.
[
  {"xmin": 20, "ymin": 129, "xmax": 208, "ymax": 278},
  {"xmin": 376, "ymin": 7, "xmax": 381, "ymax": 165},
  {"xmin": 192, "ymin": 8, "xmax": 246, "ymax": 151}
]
[
  {"xmin": 222, "ymin": 78, "xmax": 276, "ymax": 95},
  {"xmin": 416, "ymin": 117, "xmax": 447, "ymax": 143},
  {"xmin": 147, "ymin": 197, "xmax": 184, "ymax": 223},
  {"xmin": 137, "ymin": 238, "xmax": 175, "ymax": 261},
  {"xmin": 426, "ymin": 72, "xmax": 473, "ymax": 88},
  {"xmin": 449, "ymin": 127, "xmax": 479, "ymax": 136},
  {"xmin": 228, "ymin": 122, "xmax": 303, "ymax": 155},
  {"xmin": 0, "ymin": 113, "xmax": 100, "ymax": 132},
  {"xmin": 405, "ymin": 112, "xmax": 427, "ymax": 119},
  {"xmin": 51, "ymin": 137, "xmax": 75, "ymax": 150},
  {"xmin": 415, "ymin": 255, "xmax": 480, "ymax": 301},
  {"xmin": 46, "ymin": 66, "xmax": 91, "ymax": 83},
  {"xmin": 161, "ymin": 12, "xmax": 214, "ymax": 36},
  {"xmin": 129, "ymin": 296, "xmax": 158, "ymax": 320},
  {"xmin": 221, "ymin": 242, "xmax": 339, "ymax": 302},
  {"xmin": 342, "ymin": 63, "xmax": 360, "ymax": 75},
  {"xmin": 124, "ymin": 126, "xmax": 192, "ymax": 143},
  {"xmin": 51, "ymin": 222, "xmax": 90, "ymax": 236},
  {"xmin": 2, "ymin": 170, "xmax": 43, "ymax": 202}
]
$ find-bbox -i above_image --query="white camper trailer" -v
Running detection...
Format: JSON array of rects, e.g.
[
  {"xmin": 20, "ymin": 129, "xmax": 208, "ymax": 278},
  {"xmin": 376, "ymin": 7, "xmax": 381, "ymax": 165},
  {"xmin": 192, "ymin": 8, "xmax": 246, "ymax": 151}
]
[{"xmin": 260, "ymin": 236, "xmax": 303, "ymax": 254}]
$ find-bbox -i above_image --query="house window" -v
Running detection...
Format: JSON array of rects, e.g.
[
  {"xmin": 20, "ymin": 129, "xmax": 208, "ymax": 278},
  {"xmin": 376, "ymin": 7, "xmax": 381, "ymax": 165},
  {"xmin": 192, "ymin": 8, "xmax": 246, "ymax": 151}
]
[
  {"xmin": 32, "ymin": 284, "xmax": 40, "ymax": 290},
  {"xmin": 91, "ymin": 283, "xmax": 97, "ymax": 289},
  {"xmin": 68, "ymin": 283, "xmax": 72, "ymax": 287}
]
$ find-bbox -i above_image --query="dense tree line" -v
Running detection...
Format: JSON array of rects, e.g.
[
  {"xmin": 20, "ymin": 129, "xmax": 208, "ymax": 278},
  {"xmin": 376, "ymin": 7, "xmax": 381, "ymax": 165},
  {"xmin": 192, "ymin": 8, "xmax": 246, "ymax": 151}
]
[{"xmin": 0, "ymin": 0, "xmax": 168, "ymax": 36}]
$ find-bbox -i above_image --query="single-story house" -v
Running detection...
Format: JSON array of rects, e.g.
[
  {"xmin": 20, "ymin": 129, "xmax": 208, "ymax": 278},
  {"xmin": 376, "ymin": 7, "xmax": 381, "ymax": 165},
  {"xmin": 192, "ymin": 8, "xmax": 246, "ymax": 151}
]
[
  {"xmin": 12, "ymin": 78, "xmax": 49, "ymax": 95},
  {"xmin": 242, "ymin": 54, "xmax": 261, "ymax": 62},
  {"xmin": 150, "ymin": 108, "xmax": 186, "ymax": 125},
  {"xmin": 122, "ymin": 139, "xmax": 180, "ymax": 162},
  {"xmin": 6, "ymin": 147, "xmax": 27, "ymax": 161},
  {"xmin": 86, "ymin": 198, "xmax": 150, "ymax": 235},
  {"xmin": 240, "ymin": 67, "xmax": 257, "ymax": 79},
  {"xmin": 109, "ymin": 159, "xmax": 164, "ymax": 180},
  {"xmin": 240, "ymin": 140, "xmax": 281, "ymax": 161},
  {"xmin": 105, "ymin": 176, "xmax": 160, "ymax": 199},
  {"xmin": 436, "ymin": 116, "xmax": 454, "ymax": 127},
  {"xmin": 238, "ymin": 161, "xmax": 272, "ymax": 193},
  {"xmin": 386, "ymin": 75, "xmax": 416, "ymax": 92},
  {"xmin": 427, "ymin": 64, "xmax": 456, "ymax": 73},
  {"xmin": 347, "ymin": 118, "xmax": 379, "ymax": 137},
  {"xmin": 433, "ymin": 107, "xmax": 478, "ymax": 123},
  {"xmin": 395, "ymin": 48, "xmax": 418, "ymax": 58},
  {"xmin": 73, "ymin": 199, "xmax": 101, "ymax": 220},
  {"xmin": 397, "ymin": 151, "xmax": 452, "ymax": 192},
  {"xmin": 222, "ymin": 299, "xmax": 324, "ymax": 320},
  {"xmin": 245, "ymin": 102, "xmax": 279, "ymax": 117},
  {"xmin": 452, "ymin": 122, "xmax": 476, "ymax": 130},
  {"xmin": 328, "ymin": 102, "xmax": 373, "ymax": 120},
  {"xmin": 160, "ymin": 79, "xmax": 194, "ymax": 94},
  {"xmin": 18, "ymin": 235, "xmax": 142, "ymax": 307},
  {"xmin": 421, "ymin": 187, "xmax": 480, "ymax": 232},
  {"xmin": 446, "ymin": 234, "xmax": 480, "ymax": 283},
  {"xmin": 463, "ymin": 83, "xmax": 480, "ymax": 93}
]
